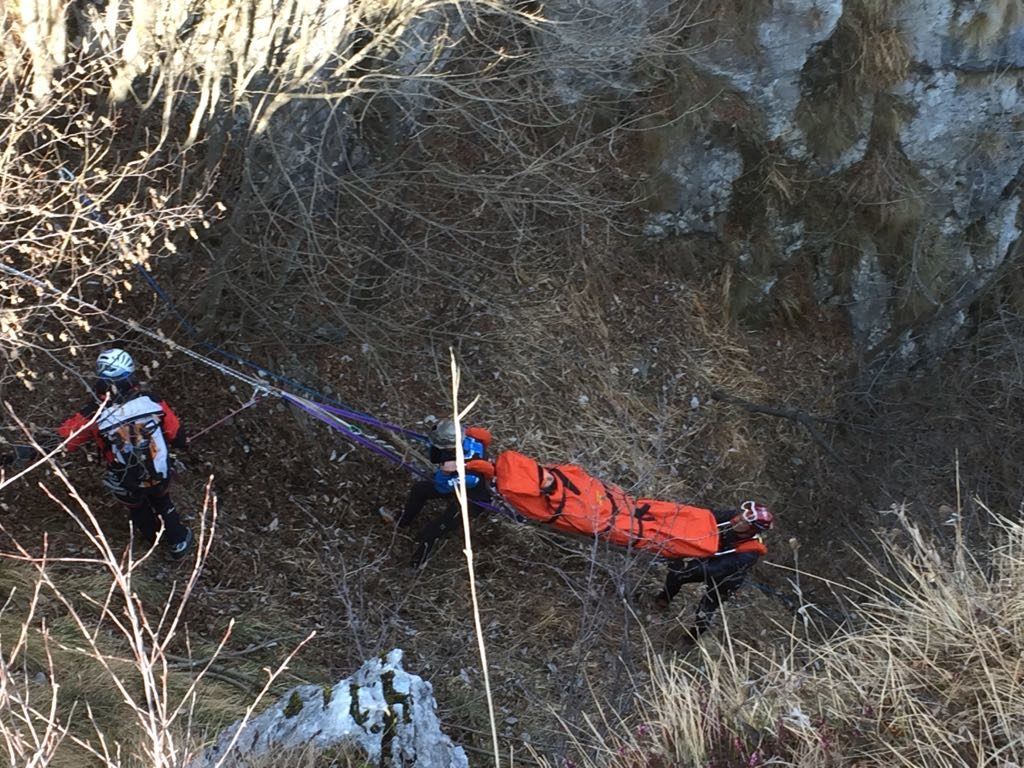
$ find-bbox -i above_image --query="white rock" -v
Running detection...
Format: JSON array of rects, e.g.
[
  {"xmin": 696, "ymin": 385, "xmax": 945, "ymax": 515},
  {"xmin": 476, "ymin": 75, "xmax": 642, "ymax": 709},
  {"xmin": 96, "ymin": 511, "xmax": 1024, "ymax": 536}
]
[{"xmin": 191, "ymin": 649, "xmax": 467, "ymax": 768}]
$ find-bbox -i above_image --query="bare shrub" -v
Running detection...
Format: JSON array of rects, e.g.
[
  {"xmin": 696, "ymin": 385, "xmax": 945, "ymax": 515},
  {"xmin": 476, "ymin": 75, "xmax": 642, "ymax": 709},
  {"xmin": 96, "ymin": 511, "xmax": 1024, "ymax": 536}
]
[
  {"xmin": 9, "ymin": 0, "xmax": 495, "ymax": 141},
  {"xmin": 545, "ymin": 503, "xmax": 1024, "ymax": 767},
  {"xmin": 0, "ymin": 49, "xmax": 216, "ymax": 397},
  {"xmin": 0, "ymin": 458, "xmax": 313, "ymax": 767},
  {"xmin": 187, "ymin": 2, "xmax": 694, "ymax": 362}
]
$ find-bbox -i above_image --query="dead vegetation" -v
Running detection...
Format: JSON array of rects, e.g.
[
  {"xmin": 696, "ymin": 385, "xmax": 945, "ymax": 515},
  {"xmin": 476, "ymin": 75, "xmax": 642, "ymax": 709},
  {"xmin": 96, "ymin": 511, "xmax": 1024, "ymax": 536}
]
[
  {"xmin": 958, "ymin": 0, "xmax": 1024, "ymax": 53},
  {"xmin": 543, "ymin": 505, "xmax": 1024, "ymax": 768},
  {"xmin": 795, "ymin": 0, "xmax": 911, "ymax": 163},
  {"xmin": 3, "ymin": 0, "xmax": 1024, "ymax": 766}
]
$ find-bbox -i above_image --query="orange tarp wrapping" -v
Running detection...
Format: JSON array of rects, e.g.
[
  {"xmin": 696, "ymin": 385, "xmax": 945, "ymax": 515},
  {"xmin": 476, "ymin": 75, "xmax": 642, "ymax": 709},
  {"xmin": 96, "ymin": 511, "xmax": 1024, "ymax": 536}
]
[{"xmin": 494, "ymin": 450, "xmax": 719, "ymax": 559}]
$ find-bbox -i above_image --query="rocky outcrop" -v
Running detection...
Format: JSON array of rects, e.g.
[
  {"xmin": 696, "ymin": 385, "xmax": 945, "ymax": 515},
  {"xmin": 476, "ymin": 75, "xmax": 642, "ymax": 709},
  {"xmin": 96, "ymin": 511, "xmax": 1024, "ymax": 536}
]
[
  {"xmin": 192, "ymin": 649, "xmax": 467, "ymax": 768},
  {"xmin": 548, "ymin": 0, "xmax": 1023, "ymax": 365}
]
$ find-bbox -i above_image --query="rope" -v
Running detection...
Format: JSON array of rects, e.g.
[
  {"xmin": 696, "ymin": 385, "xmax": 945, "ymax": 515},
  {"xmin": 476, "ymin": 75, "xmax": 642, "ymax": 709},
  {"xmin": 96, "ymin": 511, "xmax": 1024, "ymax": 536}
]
[
  {"xmin": 282, "ymin": 392, "xmax": 430, "ymax": 479},
  {"xmin": 5, "ymin": 165, "xmax": 434, "ymax": 465},
  {"xmin": 0, "ymin": 260, "xmax": 430, "ymax": 477},
  {"xmin": 53, "ymin": 165, "xmax": 421, "ymax": 439},
  {"xmin": 8, "ymin": 169, "xmax": 500, "ymax": 508},
  {"xmin": 1, "ymin": 261, "xmax": 270, "ymax": 392},
  {"xmin": 288, "ymin": 388, "xmax": 510, "ymax": 512},
  {"xmin": 186, "ymin": 389, "xmax": 266, "ymax": 445},
  {"xmin": 306, "ymin": 400, "xmax": 433, "ymax": 444}
]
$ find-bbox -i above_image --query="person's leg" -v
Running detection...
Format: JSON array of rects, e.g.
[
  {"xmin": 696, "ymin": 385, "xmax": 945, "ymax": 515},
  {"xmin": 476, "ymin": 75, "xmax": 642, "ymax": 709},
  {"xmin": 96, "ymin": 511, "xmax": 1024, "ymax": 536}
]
[
  {"xmin": 104, "ymin": 469, "xmax": 156, "ymax": 545},
  {"xmin": 467, "ymin": 482, "xmax": 491, "ymax": 518},
  {"xmin": 147, "ymin": 483, "xmax": 192, "ymax": 556},
  {"xmin": 399, "ymin": 481, "xmax": 442, "ymax": 527},
  {"xmin": 656, "ymin": 558, "xmax": 704, "ymax": 607},
  {"xmin": 127, "ymin": 498, "xmax": 159, "ymax": 545},
  {"xmin": 411, "ymin": 497, "xmax": 463, "ymax": 567},
  {"xmin": 693, "ymin": 569, "xmax": 749, "ymax": 634}
]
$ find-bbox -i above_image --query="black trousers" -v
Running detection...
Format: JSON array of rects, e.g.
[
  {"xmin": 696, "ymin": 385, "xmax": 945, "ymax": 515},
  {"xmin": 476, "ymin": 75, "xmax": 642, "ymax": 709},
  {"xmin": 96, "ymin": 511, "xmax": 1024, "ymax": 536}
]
[
  {"xmin": 661, "ymin": 552, "xmax": 758, "ymax": 633},
  {"xmin": 400, "ymin": 480, "xmax": 491, "ymax": 562},
  {"xmin": 107, "ymin": 475, "xmax": 190, "ymax": 549}
]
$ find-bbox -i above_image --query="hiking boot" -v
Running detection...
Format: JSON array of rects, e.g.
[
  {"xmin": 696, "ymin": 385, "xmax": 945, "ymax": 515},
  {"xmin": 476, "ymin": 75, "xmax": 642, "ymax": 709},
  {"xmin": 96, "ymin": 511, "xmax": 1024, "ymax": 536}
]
[
  {"xmin": 170, "ymin": 528, "xmax": 193, "ymax": 559},
  {"xmin": 410, "ymin": 539, "xmax": 435, "ymax": 569}
]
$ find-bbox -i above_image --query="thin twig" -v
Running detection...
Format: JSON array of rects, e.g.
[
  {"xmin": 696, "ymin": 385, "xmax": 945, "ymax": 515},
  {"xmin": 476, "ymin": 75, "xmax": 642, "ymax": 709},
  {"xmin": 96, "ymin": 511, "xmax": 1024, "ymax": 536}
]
[
  {"xmin": 450, "ymin": 351, "xmax": 501, "ymax": 768},
  {"xmin": 709, "ymin": 388, "xmax": 844, "ymax": 465}
]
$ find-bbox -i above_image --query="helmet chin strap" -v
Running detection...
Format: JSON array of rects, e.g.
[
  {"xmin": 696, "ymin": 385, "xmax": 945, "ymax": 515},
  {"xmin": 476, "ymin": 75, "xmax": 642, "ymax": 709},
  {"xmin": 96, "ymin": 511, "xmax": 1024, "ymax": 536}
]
[{"xmin": 96, "ymin": 376, "xmax": 139, "ymax": 403}]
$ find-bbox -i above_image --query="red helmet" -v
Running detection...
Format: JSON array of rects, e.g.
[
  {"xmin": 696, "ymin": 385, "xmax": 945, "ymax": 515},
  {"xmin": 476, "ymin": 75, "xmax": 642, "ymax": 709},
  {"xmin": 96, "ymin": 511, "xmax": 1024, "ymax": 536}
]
[{"xmin": 735, "ymin": 501, "xmax": 774, "ymax": 532}]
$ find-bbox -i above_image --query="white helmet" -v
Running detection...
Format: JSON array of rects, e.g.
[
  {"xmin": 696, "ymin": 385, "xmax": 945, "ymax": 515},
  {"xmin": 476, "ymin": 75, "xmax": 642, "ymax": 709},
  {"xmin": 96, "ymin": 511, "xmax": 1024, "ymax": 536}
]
[
  {"xmin": 431, "ymin": 419, "xmax": 459, "ymax": 448},
  {"xmin": 96, "ymin": 348, "xmax": 135, "ymax": 380}
]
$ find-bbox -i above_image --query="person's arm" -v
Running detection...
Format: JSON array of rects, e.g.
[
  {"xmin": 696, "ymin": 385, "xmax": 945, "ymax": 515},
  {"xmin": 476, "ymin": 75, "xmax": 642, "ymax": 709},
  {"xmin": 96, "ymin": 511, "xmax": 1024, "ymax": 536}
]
[
  {"xmin": 661, "ymin": 558, "xmax": 704, "ymax": 602},
  {"xmin": 156, "ymin": 400, "xmax": 187, "ymax": 449},
  {"xmin": 711, "ymin": 507, "xmax": 738, "ymax": 525},
  {"xmin": 57, "ymin": 409, "xmax": 99, "ymax": 453}
]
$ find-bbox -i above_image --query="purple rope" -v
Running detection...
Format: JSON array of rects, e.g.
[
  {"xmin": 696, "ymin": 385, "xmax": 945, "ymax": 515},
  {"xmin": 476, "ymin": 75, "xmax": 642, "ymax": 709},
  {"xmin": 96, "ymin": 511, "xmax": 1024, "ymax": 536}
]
[
  {"xmin": 309, "ymin": 401, "xmax": 431, "ymax": 443},
  {"xmin": 473, "ymin": 497, "xmax": 514, "ymax": 518},
  {"xmin": 284, "ymin": 394, "xmax": 430, "ymax": 478},
  {"xmin": 282, "ymin": 393, "xmax": 509, "ymax": 520}
]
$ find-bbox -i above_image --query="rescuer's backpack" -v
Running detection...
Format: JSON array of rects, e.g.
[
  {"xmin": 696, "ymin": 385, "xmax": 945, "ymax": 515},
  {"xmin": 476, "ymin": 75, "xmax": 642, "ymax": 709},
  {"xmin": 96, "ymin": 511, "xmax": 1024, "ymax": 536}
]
[{"xmin": 97, "ymin": 396, "xmax": 170, "ymax": 490}]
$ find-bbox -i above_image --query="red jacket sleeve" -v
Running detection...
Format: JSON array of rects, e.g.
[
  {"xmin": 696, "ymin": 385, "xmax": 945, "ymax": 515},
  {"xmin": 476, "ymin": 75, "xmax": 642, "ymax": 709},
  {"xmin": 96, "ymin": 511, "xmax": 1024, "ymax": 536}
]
[
  {"xmin": 465, "ymin": 458, "xmax": 495, "ymax": 481},
  {"xmin": 58, "ymin": 412, "xmax": 99, "ymax": 453},
  {"xmin": 158, "ymin": 401, "xmax": 186, "ymax": 449}
]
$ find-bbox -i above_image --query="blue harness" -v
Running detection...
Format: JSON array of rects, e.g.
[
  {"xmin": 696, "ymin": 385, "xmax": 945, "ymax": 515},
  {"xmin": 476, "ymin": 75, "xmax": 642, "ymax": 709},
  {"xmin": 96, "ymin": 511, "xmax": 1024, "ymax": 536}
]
[{"xmin": 433, "ymin": 436, "xmax": 486, "ymax": 493}]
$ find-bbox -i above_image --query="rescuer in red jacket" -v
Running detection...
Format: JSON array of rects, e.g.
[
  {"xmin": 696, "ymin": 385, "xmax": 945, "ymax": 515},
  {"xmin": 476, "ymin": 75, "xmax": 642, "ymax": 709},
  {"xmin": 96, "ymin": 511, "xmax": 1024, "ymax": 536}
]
[
  {"xmin": 654, "ymin": 501, "xmax": 773, "ymax": 639},
  {"xmin": 58, "ymin": 348, "xmax": 193, "ymax": 558}
]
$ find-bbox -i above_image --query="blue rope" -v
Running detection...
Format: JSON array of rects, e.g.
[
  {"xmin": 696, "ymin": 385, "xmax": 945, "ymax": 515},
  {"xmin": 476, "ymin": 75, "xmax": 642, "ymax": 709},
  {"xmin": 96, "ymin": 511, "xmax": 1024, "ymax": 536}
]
[
  {"xmin": 56, "ymin": 166, "xmax": 430, "ymax": 445},
  {"xmin": 132, "ymin": 263, "xmax": 368, "ymax": 414}
]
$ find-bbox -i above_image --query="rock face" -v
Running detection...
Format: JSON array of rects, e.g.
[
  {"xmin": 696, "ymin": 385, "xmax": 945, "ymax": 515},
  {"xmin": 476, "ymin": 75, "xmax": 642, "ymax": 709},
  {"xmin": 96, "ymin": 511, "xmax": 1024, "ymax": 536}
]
[
  {"xmin": 192, "ymin": 649, "xmax": 468, "ymax": 768},
  {"xmin": 549, "ymin": 0, "xmax": 1023, "ymax": 365}
]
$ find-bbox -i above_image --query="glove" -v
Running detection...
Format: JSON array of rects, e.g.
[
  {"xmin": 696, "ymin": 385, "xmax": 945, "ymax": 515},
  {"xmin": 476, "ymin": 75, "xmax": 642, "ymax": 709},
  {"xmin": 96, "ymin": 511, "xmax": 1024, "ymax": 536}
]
[
  {"xmin": 464, "ymin": 458, "xmax": 495, "ymax": 481},
  {"xmin": 2, "ymin": 444, "xmax": 39, "ymax": 466}
]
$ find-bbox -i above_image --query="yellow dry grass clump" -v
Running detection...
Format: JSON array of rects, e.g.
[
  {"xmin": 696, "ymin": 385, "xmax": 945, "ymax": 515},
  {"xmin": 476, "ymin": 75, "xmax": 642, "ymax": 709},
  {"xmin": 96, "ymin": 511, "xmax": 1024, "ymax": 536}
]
[{"xmin": 552, "ymin": 503, "xmax": 1024, "ymax": 767}]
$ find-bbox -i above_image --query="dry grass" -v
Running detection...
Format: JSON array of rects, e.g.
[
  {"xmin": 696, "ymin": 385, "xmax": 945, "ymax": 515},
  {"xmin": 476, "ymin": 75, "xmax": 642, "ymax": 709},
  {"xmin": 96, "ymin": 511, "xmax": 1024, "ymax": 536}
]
[
  {"xmin": 0, "ymin": 472, "xmax": 312, "ymax": 768},
  {"xmin": 544, "ymin": 503, "xmax": 1024, "ymax": 768},
  {"xmin": 843, "ymin": 141, "xmax": 923, "ymax": 238},
  {"xmin": 795, "ymin": 0, "xmax": 910, "ymax": 163},
  {"xmin": 958, "ymin": 0, "xmax": 1024, "ymax": 52},
  {"xmin": 6, "ymin": 0, "xmax": 1003, "ymax": 765}
]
